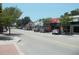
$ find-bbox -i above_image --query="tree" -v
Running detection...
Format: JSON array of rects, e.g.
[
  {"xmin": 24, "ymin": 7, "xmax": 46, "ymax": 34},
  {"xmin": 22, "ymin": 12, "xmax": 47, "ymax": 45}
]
[
  {"xmin": 59, "ymin": 8, "xmax": 79, "ymax": 25},
  {"xmin": 16, "ymin": 16, "xmax": 31, "ymax": 28},
  {"xmin": 59, "ymin": 12, "xmax": 73, "ymax": 34},
  {"xmin": 59, "ymin": 11, "xmax": 73, "ymax": 26},
  {"xmin": 43, "ymin": 18, "xmax": 51, "ymax": 26},
  {"xmin": 16, "ymin": 19, "xmax": 22, "ymax": 28},
  {"xmin": 70, "ymin": 9, "xmax": 79, "ymax": 16},
  {"xmin": 2, "ymin": 7, "xmax": 22, "ymax": 34},
  {"xmin": 59, "ymin": 15, "xmax": 72, "ymax": 26},
  {"xmin": 38, "ymin": 18, "xmax": 51, "ymax": 26},
  {"xmin": 0, "ymin": 14, "xmax": 4, "ymax": 33},
  {"xmin": 0, "ymin": 3, "xmax": 2, "ymax": 13},
  {"xmin": 64, "ymin": 12, "xmax": 70, "ymax": 16},
  {"xmin": 22, "ymin": 16, "xmax": 31, "ymax": 26}
]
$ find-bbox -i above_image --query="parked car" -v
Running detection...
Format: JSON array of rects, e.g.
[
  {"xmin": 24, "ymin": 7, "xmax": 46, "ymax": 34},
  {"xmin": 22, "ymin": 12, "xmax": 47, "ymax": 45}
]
[
  {"xmin": 33, "ymin": 25, "xmax": 40, "ymax": 32},
  {"xmin": 40, "ymin": 26, "xmax": 51, "ymax": 33},
  {"xmin": 52, "ymin": 29, "xmax": 60, "ymax": 35}
]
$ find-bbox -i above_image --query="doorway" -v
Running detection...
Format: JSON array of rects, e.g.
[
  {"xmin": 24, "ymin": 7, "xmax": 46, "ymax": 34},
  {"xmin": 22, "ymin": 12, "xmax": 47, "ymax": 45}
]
[{"xmin": 73, "ymin": 26, "xmax": 79, "ymax": 33}]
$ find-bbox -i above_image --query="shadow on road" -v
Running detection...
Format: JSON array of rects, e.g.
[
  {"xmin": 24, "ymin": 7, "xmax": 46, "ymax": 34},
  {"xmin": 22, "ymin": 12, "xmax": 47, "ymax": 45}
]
[
  {"xmin": 0, "ymin": 36, "xmax": 13, "ymax": 40},
  {"xmin": 3, "ymin": 33, "xmax": 23, "ymax": 37}
]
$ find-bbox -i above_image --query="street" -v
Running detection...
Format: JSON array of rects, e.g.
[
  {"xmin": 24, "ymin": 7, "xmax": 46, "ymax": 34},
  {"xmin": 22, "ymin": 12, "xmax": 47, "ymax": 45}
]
[{"xmin": 10, "ymin": 28, "xmax": 79, "ymax": 55}]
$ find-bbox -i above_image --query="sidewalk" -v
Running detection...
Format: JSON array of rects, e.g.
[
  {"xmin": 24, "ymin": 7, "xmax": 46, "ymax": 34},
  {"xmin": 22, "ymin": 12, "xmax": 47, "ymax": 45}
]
[
  {"xmin": 0, "ymin": 34, "xmax": 23, "ymax": 55},
  {"xmin": 0, "ymin": 44, "xmax": 19, "ymax": 55}
]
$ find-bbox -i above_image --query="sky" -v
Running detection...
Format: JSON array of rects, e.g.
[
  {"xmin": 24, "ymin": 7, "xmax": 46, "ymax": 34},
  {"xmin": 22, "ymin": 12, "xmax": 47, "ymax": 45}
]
[{"xmin": 2, "ymin": 3, "xmax": 79, "ymax": 21}]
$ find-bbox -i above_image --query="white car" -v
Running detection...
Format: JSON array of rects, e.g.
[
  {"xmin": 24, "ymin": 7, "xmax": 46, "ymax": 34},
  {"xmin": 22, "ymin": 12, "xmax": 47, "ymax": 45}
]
[{"xmin": 52, "ymin": 29, "xmax": 59, "ymax": 34}]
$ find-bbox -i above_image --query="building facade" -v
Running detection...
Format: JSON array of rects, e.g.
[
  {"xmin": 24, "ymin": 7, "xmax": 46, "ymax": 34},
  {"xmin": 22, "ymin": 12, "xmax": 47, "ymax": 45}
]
[
  {"xmin": 69, "ymin": 15, "xmax": 79, "ymax": 34},
  {"xmin": 24, "ymin": 21, "xmax": 34, "ymax": 30}
]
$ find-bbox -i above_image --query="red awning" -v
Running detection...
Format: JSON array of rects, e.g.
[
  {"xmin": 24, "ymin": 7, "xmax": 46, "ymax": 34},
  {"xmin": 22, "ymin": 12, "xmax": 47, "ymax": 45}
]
[{"xmin": 50, "ymin": 18, "xmax": 60, "ymax": 23}]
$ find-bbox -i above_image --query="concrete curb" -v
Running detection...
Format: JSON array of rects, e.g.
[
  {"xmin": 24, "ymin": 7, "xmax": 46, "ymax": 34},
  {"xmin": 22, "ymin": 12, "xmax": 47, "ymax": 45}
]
[
  {"xmin": 14, "ymin": 43, "xmax": 24, "ymax": 55},
  {"xmin": 12, "ymin": 37, "xmax": 22, "ymax": 43},
  {"xmin": 12, "ymin": 37, "xmax": 24, "ymax": 55}
]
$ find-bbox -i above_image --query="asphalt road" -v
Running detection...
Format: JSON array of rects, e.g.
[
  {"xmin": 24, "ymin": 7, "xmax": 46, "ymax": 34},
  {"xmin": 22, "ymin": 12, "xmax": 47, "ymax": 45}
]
[{"xmin": 10, "ymin": 29, "xmax": 79, "ymax": 55}]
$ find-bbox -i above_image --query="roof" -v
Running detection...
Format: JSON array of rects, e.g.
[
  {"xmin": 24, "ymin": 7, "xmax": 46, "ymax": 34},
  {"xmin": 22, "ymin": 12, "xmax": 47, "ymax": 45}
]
[{"xmin": 50, "ymin": 18, "xmax": 60, "ymax": 23}]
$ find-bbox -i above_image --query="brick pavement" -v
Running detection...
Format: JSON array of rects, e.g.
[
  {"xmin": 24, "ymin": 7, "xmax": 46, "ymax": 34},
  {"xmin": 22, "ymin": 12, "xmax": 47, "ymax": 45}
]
[{"xmin": 0, "ymin": 44, "xmax": 19, "ymax": 55}]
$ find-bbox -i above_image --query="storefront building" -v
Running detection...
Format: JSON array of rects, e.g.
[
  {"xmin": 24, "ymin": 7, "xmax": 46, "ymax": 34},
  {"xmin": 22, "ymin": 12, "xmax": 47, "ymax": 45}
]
[{"xmin": 69, "ymin": 15, "xmax": 79, "ymax": 34}]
